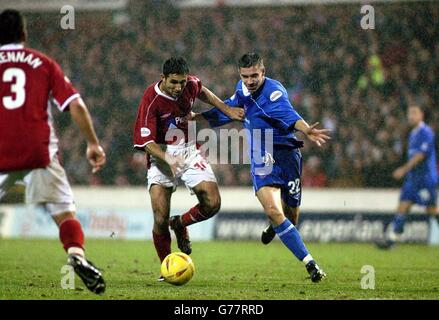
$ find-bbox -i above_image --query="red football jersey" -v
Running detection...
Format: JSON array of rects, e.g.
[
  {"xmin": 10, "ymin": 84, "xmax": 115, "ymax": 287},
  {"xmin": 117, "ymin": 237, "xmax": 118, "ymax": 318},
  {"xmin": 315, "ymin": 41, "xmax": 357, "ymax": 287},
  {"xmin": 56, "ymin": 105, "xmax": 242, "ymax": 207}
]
[
  {"xmin": 133, "ymin": 75, "xmax": 202, "ymax": 152},
  {"xmin": 0, "ymin": 44, "xmax": 79, "ymax": 171}
]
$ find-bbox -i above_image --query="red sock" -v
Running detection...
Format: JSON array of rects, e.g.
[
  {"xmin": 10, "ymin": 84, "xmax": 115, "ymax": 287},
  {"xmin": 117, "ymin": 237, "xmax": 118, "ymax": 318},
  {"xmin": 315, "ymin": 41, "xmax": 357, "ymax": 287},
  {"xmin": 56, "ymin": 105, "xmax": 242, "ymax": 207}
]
[
  {"xmin": 181, "ymin": 204, "xmax": 209, "ymax": 227},
  {"xmin": 59, "ymin": 219, "xmax": 84, "ymax": 253},
  {"xmin": 153, "ymin": 230, "xmax": 171, "ymax": 262}
]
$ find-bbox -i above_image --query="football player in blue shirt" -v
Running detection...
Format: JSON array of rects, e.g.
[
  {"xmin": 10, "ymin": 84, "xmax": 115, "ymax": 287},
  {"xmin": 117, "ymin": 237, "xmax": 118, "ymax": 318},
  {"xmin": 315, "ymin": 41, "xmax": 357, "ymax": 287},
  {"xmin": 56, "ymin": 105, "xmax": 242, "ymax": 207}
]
[
  {"xmin": 197, "ymin": 52, "xmax": 330, "ymax": 282},
  {"xmin": 377, "ymin": 105, "xmax": 438, "ymax": 249}
]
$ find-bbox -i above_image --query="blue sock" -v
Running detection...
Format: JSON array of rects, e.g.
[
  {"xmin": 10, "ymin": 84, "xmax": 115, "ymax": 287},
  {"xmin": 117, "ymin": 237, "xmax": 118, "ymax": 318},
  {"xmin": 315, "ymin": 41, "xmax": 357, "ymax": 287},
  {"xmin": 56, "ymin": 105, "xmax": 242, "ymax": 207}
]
[
  {"xmin": 393, "ymin": 214, "xmax": 406, "ymax": 234},
  {"xmin": 273, "ymin": 219, "xmax": 309, "ymax": 261}
]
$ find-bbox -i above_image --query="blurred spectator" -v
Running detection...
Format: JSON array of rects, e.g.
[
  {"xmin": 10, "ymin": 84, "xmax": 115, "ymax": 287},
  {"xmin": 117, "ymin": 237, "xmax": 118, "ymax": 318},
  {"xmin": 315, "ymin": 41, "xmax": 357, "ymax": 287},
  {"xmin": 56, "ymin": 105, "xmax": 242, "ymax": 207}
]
[{"xmin": 302, "ymin": 156, "xmax": 328, "ymax": 188}]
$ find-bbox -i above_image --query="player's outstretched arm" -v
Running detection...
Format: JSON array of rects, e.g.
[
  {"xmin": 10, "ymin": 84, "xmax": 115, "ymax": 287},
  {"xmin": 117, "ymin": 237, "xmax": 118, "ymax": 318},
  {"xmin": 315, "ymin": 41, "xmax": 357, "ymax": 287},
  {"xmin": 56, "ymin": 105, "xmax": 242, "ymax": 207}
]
[
  {"xmin": 294, "ymin": 120, "xmax": 331, "ymax": 147},
  {"xmin": 198, "ymin": 86, "xmax": 244, "ymax": 121},
  {"xmin": 69, "ymin": 97, "xmax": 106, "ymax": 173}
]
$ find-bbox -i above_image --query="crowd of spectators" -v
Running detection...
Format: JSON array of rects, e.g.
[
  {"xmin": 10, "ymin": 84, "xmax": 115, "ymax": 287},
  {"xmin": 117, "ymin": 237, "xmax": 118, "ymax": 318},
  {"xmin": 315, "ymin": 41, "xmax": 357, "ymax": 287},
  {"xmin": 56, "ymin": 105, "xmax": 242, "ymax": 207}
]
[{"xmin": 25, "ymin": 0, "xmax": 439, "ymax": 188}]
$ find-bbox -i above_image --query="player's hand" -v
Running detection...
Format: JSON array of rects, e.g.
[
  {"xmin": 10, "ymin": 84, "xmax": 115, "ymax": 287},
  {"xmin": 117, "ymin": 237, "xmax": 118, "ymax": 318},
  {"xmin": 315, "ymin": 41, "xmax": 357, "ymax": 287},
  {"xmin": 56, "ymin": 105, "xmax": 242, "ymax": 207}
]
[
  {"xmin": 393, "ymin": 166, "xmax": 407, "ymax": 180},
  {"xmin": 165, "ymin": 154, "xmax": 185, "ymax": 177},
  {"xmin": 225, "ymin": 106, "xmax": 245, "ymax": 121},
  {"xmin": 189, "ymin": 111, "xmax": 202, "ymax": 121},
  {"xmin": 86, "ymin": 143, "xmax": 106, "ymax": 173},
  {"xmin": 305, "ymin": 122, "xmax": 331, "ymax": 147}
]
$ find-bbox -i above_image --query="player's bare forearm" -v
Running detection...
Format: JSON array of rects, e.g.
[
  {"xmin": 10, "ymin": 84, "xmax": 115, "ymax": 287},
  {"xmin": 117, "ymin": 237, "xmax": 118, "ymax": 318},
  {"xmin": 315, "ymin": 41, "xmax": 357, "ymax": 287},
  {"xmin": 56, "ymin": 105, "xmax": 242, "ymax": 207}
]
[
  {"xmin": 403, "ymin": 153, "xmax": 425, "ymax": 172},
  {"xmin": 294, "ymin": 119, "xmax": 311, "ymax": 134},
  {"xmin": 393, "ymin": 153, "xmax": 425, "ymax": 180},
  {"xmin": 199, "ymin": 86, "xmax": 244, "ymax": 120},
  {"xmin": 70, "ymin": 97, "xmax": 100, "ymax": 146},
  {"xmin": 144, "ymin": 142, "xmax": 168, "ymax": 164},
  {"xmin": 145, "ymin": 142, "xmax": 184, "ymax": 177},
  {"xmin": 294, "ymin": 119, "xmax": 331, "ymax": 147},
  {"xmin": 70, "ymin": 97, "xmax": 106, "ymax": 172}
]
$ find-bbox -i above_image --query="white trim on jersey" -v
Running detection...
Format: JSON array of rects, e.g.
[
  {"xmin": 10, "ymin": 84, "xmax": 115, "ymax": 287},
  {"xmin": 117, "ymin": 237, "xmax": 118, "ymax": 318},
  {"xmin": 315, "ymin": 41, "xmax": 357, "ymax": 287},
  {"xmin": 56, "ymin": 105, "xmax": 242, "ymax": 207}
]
[
  {"xmin": 134, "ymin": 141, "xmax": 154, "ymax": 149},
  {"xmin": 154, "ymin": 82, "xmax": 176, "ymax": 101},
  {"xmin": 46, "ymin": 101, "xmax": 59, "ymax": 160},
  {"xmin": 0, "ymin": 43, "xmax": 24, "ymax": 50},
  {"xmin": 144, "ymin": 94, "xmax": 159, "ymax": 128},
  {"xmin": 241, "ymin": 81, "xmax": 251, "ymax": 96},
  {"xmin": 59, "ymin": 93, "xmax": 80, "ymax": 111}
]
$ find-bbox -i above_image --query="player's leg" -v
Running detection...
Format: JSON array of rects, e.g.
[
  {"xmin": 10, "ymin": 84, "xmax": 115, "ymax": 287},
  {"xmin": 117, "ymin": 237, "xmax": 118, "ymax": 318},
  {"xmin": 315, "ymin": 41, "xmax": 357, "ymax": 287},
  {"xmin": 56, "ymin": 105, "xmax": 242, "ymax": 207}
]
[
  {"xmin": 427, "ymin": 206, "xmax": 438, "ymax": 221},
  {"xmin": 425, "ymin": 185, "xmax": 438, "ymax": 221},
  {"xmin": 149, "ymin": 184, "xmax": 173, "ymax": 262},
  {"xmin": 256, "ymin": 186, "xmax": 325, "ymax": 282},
  {"xmin": 47, "ymin": 205, "xmax": 104, "ymax": 294},
  {"xmin": 26, "ymin": 157, "xmax": 105, "ymax": 294},
  {"xmin": 170, "ymin": 155, "xmax": 219, "ymax": 255},
  {"xmin": 181, "ymin": 181, "xmax": 221, "ymax": 226},
  {"xmin": 261, "ymin": 148, "xmax": 302, "ymax": 245},
  {"xmin": 261, "ymin": 202, "xmax": 299, "ymax": 245},
  {"xmin": 376, "ymin": 201, "xmax": 412, "ymax": 249}
]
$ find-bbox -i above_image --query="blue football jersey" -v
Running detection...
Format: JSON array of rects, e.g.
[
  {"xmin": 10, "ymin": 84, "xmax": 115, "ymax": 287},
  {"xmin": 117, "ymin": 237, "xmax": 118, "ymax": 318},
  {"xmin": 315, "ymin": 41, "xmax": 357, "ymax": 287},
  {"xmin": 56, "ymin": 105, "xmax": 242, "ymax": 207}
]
[
  {"xmin": 406, "ymin": 122, "xmax": 437, "ymax": 185},
  {"xmin": 202, "ymin": 77, "xmax": 303, "ymax": 165}
]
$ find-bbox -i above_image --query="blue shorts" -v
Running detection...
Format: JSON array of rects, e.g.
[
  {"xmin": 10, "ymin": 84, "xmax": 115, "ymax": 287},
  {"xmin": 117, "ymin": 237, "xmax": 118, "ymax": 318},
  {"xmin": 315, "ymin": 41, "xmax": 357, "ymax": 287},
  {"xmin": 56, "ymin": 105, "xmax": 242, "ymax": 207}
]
[
  {"xmin": 251, "ymin": 146, "xmax": 302, "ymax": 207},
  {"xmin": 400, "ymin": 179, "xmax": 438, "ymax": 206}
]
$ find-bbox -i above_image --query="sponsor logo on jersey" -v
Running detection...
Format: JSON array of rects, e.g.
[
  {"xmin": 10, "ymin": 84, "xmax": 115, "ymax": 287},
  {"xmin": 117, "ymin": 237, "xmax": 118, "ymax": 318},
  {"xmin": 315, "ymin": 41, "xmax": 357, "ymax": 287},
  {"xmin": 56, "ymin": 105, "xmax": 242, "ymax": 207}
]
[
  {"xmin": 140, "ymin": 127, "xmax": 151, "ymax": 137},
  {"xmin": 270, "ymin": 90, "xmax": 282, "ymax": 102}
]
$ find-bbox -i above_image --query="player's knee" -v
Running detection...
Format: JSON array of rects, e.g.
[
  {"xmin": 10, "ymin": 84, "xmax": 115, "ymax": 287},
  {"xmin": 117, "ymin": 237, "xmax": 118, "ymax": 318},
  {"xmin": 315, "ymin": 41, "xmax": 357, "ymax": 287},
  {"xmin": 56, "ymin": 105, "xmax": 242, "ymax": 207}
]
[
  {"xmin": 265, "ymin": 208, "xmax": 284, "ymax": 225},
  {"xmin": 153, "ymin": 212, "xmax": 169, "ymax": 230},
  {"xmin": 201, "ymin": 194, "xmax": 221, "ymax": 218}
]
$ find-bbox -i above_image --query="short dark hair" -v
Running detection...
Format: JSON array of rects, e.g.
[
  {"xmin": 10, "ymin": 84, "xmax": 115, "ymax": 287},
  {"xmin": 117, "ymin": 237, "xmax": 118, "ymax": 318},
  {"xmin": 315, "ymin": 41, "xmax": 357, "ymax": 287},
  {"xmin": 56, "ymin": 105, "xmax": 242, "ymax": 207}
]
[
  {"xmin": 238, "ymin": 52, "xmax": 264, "ymax": 68},
  {"xmin": 0, "ymin": 9, "xmax": 26, "ymax": 45},
  {"xmin": 162, "ymin": 57, "xmax": 189, "ymax": 77}
]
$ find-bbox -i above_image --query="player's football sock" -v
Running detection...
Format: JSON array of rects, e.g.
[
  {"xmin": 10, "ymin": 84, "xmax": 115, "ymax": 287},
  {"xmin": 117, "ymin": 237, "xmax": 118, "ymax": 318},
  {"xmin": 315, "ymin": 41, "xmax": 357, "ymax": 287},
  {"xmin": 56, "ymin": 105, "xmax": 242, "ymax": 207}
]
[
  {"xmin": 59, "ymin": 218, "xmax": 85, "ymax": 255},
  {"xmin": 392, "ymin": 213, "xmax": 406, "ymax": 234},
  {"xmin": 152, "ymin": 230, "xmax": 171, "ymax": 262},
  {"xmin": 273, "ymin": 218, "xmax": 309, "ymax": 261},
  {"xmin": 181, "ymin": 204, "xmax": 209, "ymax": 227}
]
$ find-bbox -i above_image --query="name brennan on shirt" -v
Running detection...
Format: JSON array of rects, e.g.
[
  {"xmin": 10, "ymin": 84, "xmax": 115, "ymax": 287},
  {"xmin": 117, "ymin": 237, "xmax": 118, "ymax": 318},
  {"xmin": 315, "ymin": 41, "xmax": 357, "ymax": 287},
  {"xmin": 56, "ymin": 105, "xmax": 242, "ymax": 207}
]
[{"xmin": 0, "ymin": 51, "xmax": 43, "ymax": 69}]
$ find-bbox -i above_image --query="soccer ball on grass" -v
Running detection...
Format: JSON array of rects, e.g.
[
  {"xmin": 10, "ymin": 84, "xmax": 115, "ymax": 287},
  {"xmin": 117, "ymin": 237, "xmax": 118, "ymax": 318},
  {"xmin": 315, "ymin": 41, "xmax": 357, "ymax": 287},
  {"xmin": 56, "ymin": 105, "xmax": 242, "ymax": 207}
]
[{"xmin": 160, "ymin": 252, "xmax": 195, "ymax": 286}]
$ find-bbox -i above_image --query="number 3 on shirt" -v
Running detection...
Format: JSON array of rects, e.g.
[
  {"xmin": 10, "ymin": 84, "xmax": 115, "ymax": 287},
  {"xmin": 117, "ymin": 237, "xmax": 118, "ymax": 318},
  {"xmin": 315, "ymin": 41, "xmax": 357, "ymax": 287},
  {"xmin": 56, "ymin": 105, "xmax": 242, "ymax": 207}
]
[{"xmin": 2, "ymin": 68, "xmax": 26, "ymax": 110}]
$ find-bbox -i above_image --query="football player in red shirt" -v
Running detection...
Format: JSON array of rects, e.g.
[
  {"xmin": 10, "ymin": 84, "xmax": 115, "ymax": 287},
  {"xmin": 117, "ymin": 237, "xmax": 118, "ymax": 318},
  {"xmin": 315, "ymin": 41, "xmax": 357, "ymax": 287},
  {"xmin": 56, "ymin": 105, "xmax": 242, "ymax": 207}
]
[
  {"xmin": 133, "ymin": 57, "xmax": 244, "ymax": 278},
  {"xmin": 0, "ymin": 9, "xmax": 106, "ymax": 294}
]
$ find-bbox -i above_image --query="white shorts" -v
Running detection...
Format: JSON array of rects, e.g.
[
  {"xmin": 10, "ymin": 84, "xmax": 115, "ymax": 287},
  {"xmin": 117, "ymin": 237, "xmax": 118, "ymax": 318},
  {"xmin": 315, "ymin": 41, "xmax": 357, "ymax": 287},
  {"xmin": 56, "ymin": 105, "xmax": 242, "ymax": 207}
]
[
  {"xmin": 0, "ymin": 155, "xmax": 76, "ymax": 215},
  {"xmin": 147, "ymin": 142, "xmax": 217, "ymax": 193}
]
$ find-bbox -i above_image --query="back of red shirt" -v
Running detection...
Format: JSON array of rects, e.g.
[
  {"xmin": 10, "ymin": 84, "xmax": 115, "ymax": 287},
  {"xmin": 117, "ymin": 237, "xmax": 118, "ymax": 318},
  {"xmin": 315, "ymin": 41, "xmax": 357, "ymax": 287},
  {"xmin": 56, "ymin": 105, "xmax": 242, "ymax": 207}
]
[{"xmin": 0, "ymin": 44, "xmax": 79, "ymax": 171}]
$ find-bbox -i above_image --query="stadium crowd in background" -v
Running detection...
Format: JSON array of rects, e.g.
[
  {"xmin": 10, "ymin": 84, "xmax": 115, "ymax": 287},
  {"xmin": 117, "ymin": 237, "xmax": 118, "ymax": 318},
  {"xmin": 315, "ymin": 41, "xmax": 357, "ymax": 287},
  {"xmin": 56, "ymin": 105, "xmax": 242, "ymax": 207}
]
[{"xmin": 24, "ymin": 1, "xmax": 439, "ymax": 188}]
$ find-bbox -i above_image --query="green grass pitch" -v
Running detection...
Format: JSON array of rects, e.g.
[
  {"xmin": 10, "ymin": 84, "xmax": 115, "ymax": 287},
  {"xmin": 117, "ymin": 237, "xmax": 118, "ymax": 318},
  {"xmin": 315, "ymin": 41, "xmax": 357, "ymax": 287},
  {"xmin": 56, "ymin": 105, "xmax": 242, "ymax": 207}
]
[{"xmin": 1, "ymin": 239, "xmax": 439, "ymax": 300}]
